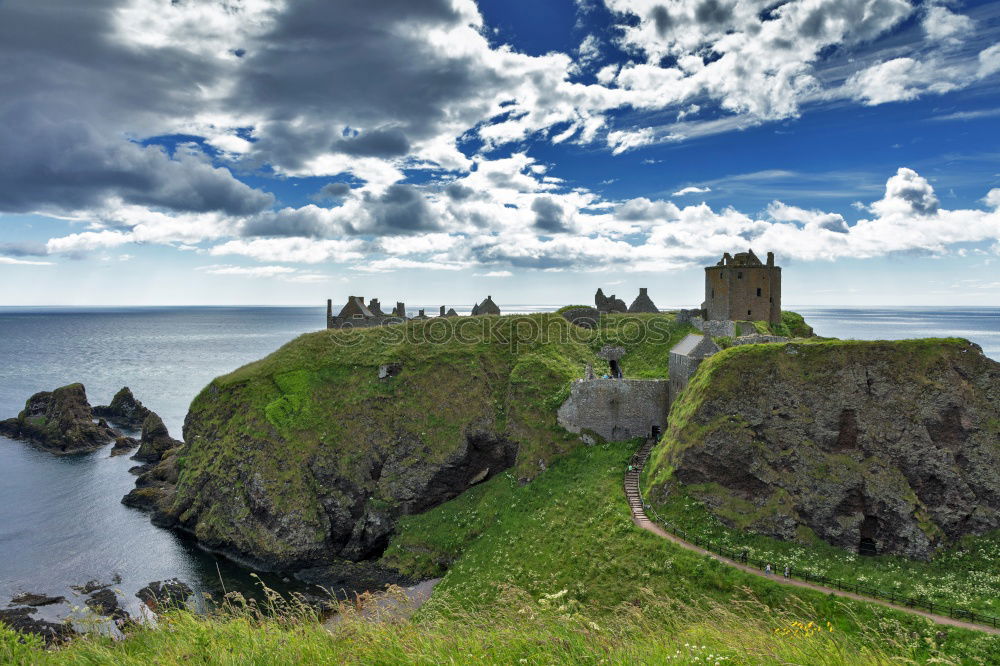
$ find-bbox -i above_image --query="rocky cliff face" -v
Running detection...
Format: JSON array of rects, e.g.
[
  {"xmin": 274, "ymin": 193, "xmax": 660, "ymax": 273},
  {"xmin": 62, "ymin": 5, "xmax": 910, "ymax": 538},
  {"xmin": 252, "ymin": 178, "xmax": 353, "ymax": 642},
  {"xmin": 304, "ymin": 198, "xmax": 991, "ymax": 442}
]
[
  {"xmin": 650, "ymin": 339, "xmax": 1000, "ymax": 560},
  {"xmin": 144, "ymin": 317, "xmax": 593, "ymax": 571},
  {"xmin": 0, "ymin": 383, "xmax": 117, "ymax": 454}
]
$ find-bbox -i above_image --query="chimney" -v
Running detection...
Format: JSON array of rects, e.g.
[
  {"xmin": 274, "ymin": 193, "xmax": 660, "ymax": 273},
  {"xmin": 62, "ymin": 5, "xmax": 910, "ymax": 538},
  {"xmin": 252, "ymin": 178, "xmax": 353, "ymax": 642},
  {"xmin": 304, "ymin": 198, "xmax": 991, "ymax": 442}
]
[
  {"xmin": 326, "ymin": 299, "xmax": 332, "ymax": 319},
  {"xmin": 440, "ymin": 305, "xmax": 445, "ymax": 316},
  {"xmin": 418, "ymin": 309, "xmax": 425, "ymax": 317},
  {"xmin": 396, "ymin": 302, "xmax": 405, "ymax": 317},
  {"xmin": 639, "ymin": 287, "xmax": 647, "ymax": 296},
  {"xmin": 767, "ymin": 251, "xmax": 775, "ymax": 267}
]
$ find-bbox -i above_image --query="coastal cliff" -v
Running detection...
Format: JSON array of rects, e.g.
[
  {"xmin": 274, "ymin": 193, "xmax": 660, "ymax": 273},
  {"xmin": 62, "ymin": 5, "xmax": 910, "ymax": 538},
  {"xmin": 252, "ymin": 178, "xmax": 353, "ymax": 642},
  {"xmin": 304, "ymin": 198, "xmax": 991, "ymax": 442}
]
[
  {"xmin": 146, "ymin": 314, "xmax": 672, "ymax": 570},
  {"xmin": 645, "ymin": 338, "xmax": 1000, "ymax": 559}
]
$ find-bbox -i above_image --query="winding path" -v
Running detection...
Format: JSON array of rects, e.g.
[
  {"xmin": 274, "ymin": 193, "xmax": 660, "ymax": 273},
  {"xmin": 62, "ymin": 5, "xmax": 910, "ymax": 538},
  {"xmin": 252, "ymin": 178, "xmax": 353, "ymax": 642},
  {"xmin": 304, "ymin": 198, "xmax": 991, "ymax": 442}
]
[{"xmin": 624, "ymin": 439, "xmax": 1000, "ymax": 636}]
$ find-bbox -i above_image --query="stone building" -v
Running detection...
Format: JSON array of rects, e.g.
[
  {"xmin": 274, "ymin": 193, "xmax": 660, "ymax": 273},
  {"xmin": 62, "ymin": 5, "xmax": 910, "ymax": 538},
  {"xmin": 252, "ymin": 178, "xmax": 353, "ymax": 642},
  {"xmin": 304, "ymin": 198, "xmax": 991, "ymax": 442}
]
[
  {"xmin": 557, "ymin": 378, "xmax": 670, "ymax": 442},
  {"xmin": 327, "ymin": 296, "xmax": 406, "ymax": 329},
  {"xmin": 438, "ymin": 306, "xmax": 458, "ymax": 317},
  {"xmin": 702, "ymin": 249, "xmax": 781, "ymax": 325},
  {"xmin": 471, "ymin": 295, "xmax": 501, "ymax": 316},
  {"xmin": 628, "ymin": 287, "xmax": 659, "ymax": 313},
  {"xmin": 594, "ymin": 288, "xmax": 627, "ymax": 314},
  {"xmin": 668, "ymin": 333, "xmax": 720, "ymax": 402}
]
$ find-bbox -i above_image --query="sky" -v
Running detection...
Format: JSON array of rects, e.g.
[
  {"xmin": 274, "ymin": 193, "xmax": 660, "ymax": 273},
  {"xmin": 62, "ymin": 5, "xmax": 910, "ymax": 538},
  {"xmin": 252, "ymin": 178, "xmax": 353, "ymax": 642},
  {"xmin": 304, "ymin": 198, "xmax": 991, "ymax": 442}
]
[{"xmin": 0, "ymin": 0, "xmax": 999, "ymax": 308}]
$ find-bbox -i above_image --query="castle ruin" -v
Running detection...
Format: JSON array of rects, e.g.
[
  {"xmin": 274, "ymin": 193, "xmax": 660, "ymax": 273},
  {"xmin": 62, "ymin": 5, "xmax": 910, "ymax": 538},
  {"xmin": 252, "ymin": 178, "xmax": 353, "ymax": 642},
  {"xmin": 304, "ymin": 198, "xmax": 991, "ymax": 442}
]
[
  {"xmin": 702, "ymin": 249, "xmax": 781, "ymax": 325},
  {"xmin": 327, "ymin": 295, "xmax": 499, "ymax": 328}
]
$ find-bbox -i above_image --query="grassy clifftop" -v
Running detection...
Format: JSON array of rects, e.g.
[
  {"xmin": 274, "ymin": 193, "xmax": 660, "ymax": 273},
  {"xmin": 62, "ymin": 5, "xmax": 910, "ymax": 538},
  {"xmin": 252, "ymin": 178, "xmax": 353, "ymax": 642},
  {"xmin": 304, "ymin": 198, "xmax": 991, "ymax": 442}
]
[
  {"xmin": 645, "ymin": 337, "xmax": 1000, "ymax": 561},
  {"xmin": 162, "ymin": 313, "xmax": 692, "ymax": 570}
]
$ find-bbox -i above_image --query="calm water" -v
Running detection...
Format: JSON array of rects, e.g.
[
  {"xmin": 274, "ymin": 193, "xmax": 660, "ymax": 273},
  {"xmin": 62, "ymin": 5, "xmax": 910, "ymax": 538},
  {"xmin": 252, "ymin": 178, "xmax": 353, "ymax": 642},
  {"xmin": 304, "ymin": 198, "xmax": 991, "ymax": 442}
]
[{"xmin": 0, "ymin": 305, "xmax": 997, "ymax": 620}]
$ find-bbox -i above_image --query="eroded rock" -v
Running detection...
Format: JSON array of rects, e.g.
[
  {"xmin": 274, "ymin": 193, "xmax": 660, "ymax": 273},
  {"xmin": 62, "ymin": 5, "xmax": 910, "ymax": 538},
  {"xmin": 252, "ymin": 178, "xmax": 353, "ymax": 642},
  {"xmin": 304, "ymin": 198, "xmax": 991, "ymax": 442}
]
[
  {"xmin": 655, "ymin": 339, "xmax": 1000, "ymax": 560},
  {"xmin": 135, "ymin": 579, "xmax": 192, "ymax": 611},
  {"xmin": 93, "ymin": 387, "xmax": 152, "ymax": 430},
  {"xmin": 0, "ymin": 384, "xmax": 116, "ymax": 454}
]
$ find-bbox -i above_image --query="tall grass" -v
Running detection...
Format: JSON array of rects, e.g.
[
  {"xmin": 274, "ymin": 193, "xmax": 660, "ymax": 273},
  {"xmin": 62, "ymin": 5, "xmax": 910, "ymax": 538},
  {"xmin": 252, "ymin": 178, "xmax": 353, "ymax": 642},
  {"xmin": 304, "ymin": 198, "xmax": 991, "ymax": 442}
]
[{"xmin": 3, "ymin": 584, "xmax": 939, "ymax": 665}]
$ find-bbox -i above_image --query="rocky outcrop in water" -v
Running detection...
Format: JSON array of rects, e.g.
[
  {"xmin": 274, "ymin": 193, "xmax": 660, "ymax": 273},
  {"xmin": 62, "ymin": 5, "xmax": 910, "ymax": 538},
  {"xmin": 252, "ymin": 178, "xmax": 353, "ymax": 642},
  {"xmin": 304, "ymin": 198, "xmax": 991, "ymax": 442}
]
[
  {"xmin": 111, "ymin": 436, "xmax": 139, "ymax": 456},
  {"xmin": 653, "ymin": 339, "xmax": 1000, "ymax": 560},
  {"xmin": 0, "ymin": 383, "xmax": 117, "ymax": 454},
  {"xmin": 0, "ymin": 607, "xmax": 74, "ymax": 644},
  {"xmin": 135, "ymin": 579, "xmax": 192, "ymax": 611},
  {"xmin": 9, "ymin": 592, "xmax": 65, "ymax": 607},
  {"xmin": 85, "ymin": 588, "xmax": 128, "ymax": 622},
  {"xmin": 132, "ymin": 413, "xmax": 183, "ymax": 464},
  {"xmin": 93, "ymin": 387, "xmax": 152, "ymax": 430},
  {"xmin": 122, "ymin": 446, "xmax": 181, "ymax": 523}
]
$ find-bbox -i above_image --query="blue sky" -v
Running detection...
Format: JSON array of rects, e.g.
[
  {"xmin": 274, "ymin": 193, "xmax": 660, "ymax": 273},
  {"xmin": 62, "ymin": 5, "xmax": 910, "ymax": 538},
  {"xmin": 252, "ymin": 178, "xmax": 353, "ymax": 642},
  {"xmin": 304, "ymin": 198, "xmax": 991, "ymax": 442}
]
[{"xmin": 1, "ymin": 0, "xmax": 999, "ymax": 307}]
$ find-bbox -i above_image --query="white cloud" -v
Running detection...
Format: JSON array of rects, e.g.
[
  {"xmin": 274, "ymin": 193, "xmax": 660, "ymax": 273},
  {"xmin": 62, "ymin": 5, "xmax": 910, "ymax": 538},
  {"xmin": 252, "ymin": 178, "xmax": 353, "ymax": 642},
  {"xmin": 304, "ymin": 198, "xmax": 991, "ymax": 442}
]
[
  {"xmin": 923, "ymin": 5, "xmax": 974, "ymax": 45},
  {"xmin": 0, "ymin": 257, "xmax": 54, "ymax": 266},
  {"xmin": 870, "ymin": 167, "xmax": 939, "ymax": 217},
  {"xmin": 199, "ymin": 264, "xmax": 297, "ymax": 278},
  {"xmin": 672, "ymin": 186, "xmax": 711, "ymax": 196},
  {"xmin": 476, "ymin": 270, "xmax": 513, "ymax": 277},
  {"xmin": 209, "ymin": 238, "xmax": 366, "ymax": 264},
  {"xmin": 606, "ymin": 127, "xmax": 657, "ymax": 155},
  {"xmin": 985, "ymin": 189, "xmax": 1000, "ymax": 209},
  {"xmin": 46, "ymin": 230, "xmax": 132, "ymax": 254},
  {"xmin": 980, "ymin": 44, "xmax": 1000, "ymax": 78}
]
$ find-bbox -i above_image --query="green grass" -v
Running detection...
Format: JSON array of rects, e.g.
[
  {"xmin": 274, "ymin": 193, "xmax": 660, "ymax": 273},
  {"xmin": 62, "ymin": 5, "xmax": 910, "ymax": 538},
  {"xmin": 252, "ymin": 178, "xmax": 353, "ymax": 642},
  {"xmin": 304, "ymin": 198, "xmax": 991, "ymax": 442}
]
[
  {"xmin": 166, "ymin": 312, "xmax": 692, "ymax": 567},
  {"xmin": 15, "ymin": 441, "xmax": 1000, "ymax": 664},
  {"xmin": 648, "ymin": 486, "xmax": 1000, "ymax": 617}
]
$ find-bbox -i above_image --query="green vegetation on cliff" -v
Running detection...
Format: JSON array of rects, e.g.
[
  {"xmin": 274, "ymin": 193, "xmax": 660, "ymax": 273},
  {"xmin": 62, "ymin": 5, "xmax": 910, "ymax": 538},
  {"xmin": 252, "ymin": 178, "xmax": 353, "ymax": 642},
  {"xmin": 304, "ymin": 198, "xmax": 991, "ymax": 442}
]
[
  {"xmin": 13, "ymin": 441, "xmax": 1000, "ymax": 664},
  {"xmin": 165, "ymin": 313, "xmax": 692, "ymax": 569},
  {"xmin": 642, "ymin": 336, "xmax": 1000, "ymax": 615}
]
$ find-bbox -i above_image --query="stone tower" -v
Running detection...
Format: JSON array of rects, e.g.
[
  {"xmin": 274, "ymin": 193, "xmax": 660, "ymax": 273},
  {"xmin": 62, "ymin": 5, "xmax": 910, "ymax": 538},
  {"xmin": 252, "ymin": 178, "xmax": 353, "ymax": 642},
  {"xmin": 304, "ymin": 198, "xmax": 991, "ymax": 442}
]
[{"xmin": 702, "ymin": 249, "xmax": 781, "ymax": 324}]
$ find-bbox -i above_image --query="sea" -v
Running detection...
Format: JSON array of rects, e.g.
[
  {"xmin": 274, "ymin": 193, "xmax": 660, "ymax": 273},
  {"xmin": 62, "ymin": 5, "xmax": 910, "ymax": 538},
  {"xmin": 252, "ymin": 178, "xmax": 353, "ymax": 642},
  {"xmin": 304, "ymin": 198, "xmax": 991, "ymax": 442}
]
[{"xmin": 0, "ymin": 305, "xmax": 998, "ymax": 620}]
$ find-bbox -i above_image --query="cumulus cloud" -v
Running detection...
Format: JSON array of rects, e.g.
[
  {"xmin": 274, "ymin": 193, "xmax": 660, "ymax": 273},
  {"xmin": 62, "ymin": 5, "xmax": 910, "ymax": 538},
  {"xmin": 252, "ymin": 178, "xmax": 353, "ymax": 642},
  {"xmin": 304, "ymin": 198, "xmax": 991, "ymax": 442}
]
[
  {"xmin": 0, "ymin": 2, "xmax": 274, "ymax": 217},
  {"xmin": 46, "ymin": 230, "xmax": 132, "ymax": 254},
  {"xmin": 358, "ymin": 184, "xmax": 440, "ymax": 235},
  {"xmin": 984, "ymin": 189, "xmax": 1000, "ymax": 209},
  {"xmin": 532, "ymin": 197, "xmax": 570, "ymax": 233},
  {"xmin": 870, "ymin": 167, "xmax": 939, "ymax": 217},
  {"xmin": 209, "ymin": 237, "xmax": 367, "ymax": 264},
  {"xmin": 923, "ymin": 5, "xmax": 973, "ymax": 45}
]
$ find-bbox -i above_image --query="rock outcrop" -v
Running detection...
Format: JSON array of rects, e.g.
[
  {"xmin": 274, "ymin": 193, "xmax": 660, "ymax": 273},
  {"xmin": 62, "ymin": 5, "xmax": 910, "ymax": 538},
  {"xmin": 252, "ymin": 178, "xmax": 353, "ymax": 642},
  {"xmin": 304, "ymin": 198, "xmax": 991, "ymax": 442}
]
[
  {"xmin": 93, "ymin": 386, "xmax": 152, "ymax": 430},
  {"xmin": 9, "ymin": 592, "xmax": 65, "ymax": 607},
  {"xmin": 651, "ymin": 339, "xmax": 1000, "ymax": 560},
  {"xmin": 0, "ymin": 383, "xmax": 117, "ymax": 454},
  {"xmin": 136, "ymin": 579, "xmax": 192, "ymax": 611},
  {"xmin": 133, "ymin": 318, "xmax": 593, "ymax": 572},
  {"xmin": 0, "ymin": 607, "xmax": 74, "ymax": 645},
  {"xmin": 85, "ymin": 588, "xmax": 128, "ymax": 622},
  {"xmin": 133, "ymin": 413, "xmax": 183, "ymax": 464}
]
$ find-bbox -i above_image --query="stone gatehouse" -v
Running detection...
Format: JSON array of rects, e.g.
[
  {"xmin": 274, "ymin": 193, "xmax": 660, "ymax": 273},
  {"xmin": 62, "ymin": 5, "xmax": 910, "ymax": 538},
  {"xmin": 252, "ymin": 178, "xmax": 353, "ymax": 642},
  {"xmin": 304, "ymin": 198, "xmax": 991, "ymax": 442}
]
[{"xmin": 557, "ymin": 378, "xmax": 670, "ymax": 442}]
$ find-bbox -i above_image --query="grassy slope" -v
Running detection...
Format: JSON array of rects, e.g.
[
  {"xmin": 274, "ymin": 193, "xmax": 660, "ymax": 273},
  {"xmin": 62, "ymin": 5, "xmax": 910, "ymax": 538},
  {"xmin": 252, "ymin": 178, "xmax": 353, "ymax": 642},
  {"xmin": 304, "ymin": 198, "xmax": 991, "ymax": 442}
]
[
  {"xmin": 170, "ymin": 313, "xmax": 691, "ymax": 562},
  {"xmin": 20, "ymin": 442, "xmax": 1000, "ymax": 664},
  {"xmin": 642, "ymin": 337, "xmax": 1000, "ymax": 617}
]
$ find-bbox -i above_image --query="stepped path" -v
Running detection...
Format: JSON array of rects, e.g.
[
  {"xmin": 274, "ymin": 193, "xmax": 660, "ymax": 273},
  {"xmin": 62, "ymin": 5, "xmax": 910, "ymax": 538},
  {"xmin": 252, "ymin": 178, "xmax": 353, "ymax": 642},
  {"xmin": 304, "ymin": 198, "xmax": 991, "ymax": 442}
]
[{"xmin": 624, "ymin": 439, "xmax": 1000, "ymax": 636}]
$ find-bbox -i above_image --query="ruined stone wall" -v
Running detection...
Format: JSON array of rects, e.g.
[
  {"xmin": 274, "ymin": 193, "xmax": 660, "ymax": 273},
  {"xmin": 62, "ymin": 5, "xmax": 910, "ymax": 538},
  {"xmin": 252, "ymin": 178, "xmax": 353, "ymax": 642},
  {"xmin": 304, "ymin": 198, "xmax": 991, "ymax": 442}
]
[
  {"xmin": 328, "ymin": 315, "xmax": 406, "ymax": 329},
  {"xmin": 668, "ymin": 352, "xmax": 705, "ymax": 404},
  {"xmin": 731, "ymin": 334, "xmax": 788, "ymax": 346},
  {"xmin": 557, "ymin": 379, "xmax": 670, "ymax": 442},
  {"xmin": 692, "ymin": 318, "xmax": 736, "ymax": 337}
]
